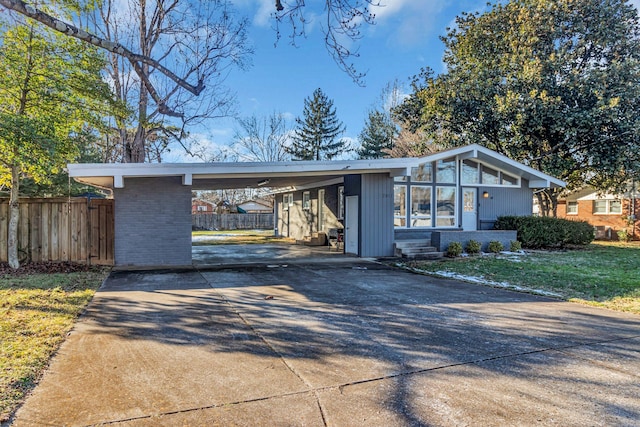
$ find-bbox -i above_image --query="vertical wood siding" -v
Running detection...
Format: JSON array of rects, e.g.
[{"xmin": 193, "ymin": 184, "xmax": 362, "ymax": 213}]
[{"xmin": 0, "ymin": 198, "xmax": 114, "ymax": 265}]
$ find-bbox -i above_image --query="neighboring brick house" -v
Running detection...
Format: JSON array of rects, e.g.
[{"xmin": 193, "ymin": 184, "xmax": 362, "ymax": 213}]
[
  {"xmin": 556, "ymin": 187, "xmax": 639, "ymax": 240},
  {"xmin": 192, "ymin": 198, "xmax": 215, "ymax": 214}
]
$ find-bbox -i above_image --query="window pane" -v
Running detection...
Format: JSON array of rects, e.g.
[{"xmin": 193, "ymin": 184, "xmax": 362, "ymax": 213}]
[
  {"xmin": 394, "ymin": 176, "xmax": 407, "ymax": 182},
  {"xmin": 501, "ymin": 173, "xmax": 518, "ymax": 186},
  {"xmin": 303, "ymin": 192, "xmax": 310, "ymax": 209},
  {"xmin": 461, "ymin": 160, "xmax": 479, "ymax": 184},
  {"xmin": 481, "ymin": 165, "xmax": 499, "ymax": 185},
  {"xmin": 436, "ymin": 158, "xmax": 456, "ymax": 183},
  {"xmin": 436, "ymin": 187, "xmax": 456, "ymax": 227},
  {"xmin": 567, "ymin": 201, "xmax": 578, "ymax": 214},
  {"xmin": 394, "ymin": 185, "xmax": 407, "ymax": 227},
  {"xmin": 338, "ymin": 187, "xmax": 344, "ymax": 219},
  {"xmin": 411, "ymin": 163, "xmax": 432, "ymax": 182},
  {"xmin": 411, "ymin": 186, "xmax": 431, "ymax": 227},
  {"xmin": 594, "ymin": 200, "xmax": 607, "ymax": 214},
  {"xmin": 609, "ymin": 200, "xmax": 622, "ymax": 214}
]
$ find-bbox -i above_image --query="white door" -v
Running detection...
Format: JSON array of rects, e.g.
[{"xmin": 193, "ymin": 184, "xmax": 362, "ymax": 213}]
[
  {"xmin": 345, "ymin": 196, "xmax": 358, "ymax": 255},
  {"xmin": 462, "ymin": 188, "xmax": 477, "ymax": 231}
]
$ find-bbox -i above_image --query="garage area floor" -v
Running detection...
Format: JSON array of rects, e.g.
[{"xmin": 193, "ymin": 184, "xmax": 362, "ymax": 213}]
[{"xmin": 11, "ymin": 258, "xmax": 640, "ymax": 426}]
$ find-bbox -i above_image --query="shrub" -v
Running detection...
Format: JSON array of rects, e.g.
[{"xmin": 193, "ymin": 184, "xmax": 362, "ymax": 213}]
[
  {"xmin": 465, "ymin": 239, "xmax": 481, "ymax": 254},
  {"xmin": 488, "ymin": 240, "xmax": 504, "ymax": 253},
  {"xmin": 617, "ymin": 229, "xmax": 630, "ymax": 242},
  {"xmin": 509, "ymin": 240, "xmax": 522, "ymax": 252},
  {"xmin": 494, "ymin": 215, "xmax": 594, "ymax": 249},
  {"xmin": 446, "ymin": 241, "xmax": 463, "ymax": 257}
]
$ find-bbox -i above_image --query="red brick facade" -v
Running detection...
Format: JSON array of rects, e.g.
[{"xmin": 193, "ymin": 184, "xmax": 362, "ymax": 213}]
[
  {"xmin": 557, "ymin": 198, "xmax": 640, "ymax": 240},
  {"xmin": 192, "ymin": 199, "xmax": 215, "ymax": 214}
]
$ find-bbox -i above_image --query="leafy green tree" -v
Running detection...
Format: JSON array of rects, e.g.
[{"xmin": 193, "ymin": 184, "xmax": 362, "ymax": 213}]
[
  {"xmin": 0, "ymin": 20, "xmax": 112, "ymax": 268},
  {"xmin": 402, "ymin": 0, "xmax": 640, "ymax": 216},
  {"xmin": 357, "ymin": 110, "xmax": 396, "ymax": 159},
  {"xmin": 287, "ymin": 88, "xmax": 347, "ymax": 160}
]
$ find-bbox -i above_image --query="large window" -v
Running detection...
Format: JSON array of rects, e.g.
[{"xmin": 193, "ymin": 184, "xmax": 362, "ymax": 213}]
[
  {"xmin": 594, "ymin": 199, "xmax": 621, "ymax": 214},
  {"xmin": 436, "ymin": 158, "xmax": 456, "ymax": 183},
  {"xmin": 411, "ymin": 162, "xmax": 432, "ymax": 182},
  {"xmin": 481, "ymin": 165, "xmax": 500, "ymax": 185},
  {"xmin": 436, "ymin": 187, "xmax": 456, "ymax": 227},
  {"xmin": 411, "ymin": 186, "xmax": 431, "ymax": 227},
  {"xmin": 461, "ymin": 160, "xmax": 479, "ymax": 184},
  {"xmin": 394, "ymin": 185, "xmax": 407, "ymax": 227}
]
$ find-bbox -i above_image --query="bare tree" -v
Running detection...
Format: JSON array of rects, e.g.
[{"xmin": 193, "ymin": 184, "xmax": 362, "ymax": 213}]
[
  {"xmin": 88, "ymin": 0, "xmax": 252, "ymax": 162},
  {"xmin": 274, "ymin": 0, "xmax": 380, "ymax": 85},
  {"xmin": 231, "ymin": 112, "xmax": 291, "ymax": 162}
]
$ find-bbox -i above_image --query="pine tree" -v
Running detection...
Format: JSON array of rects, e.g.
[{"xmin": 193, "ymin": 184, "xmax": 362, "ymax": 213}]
[
  {"xmin": 357, "ymin": 110, "xmax": 397, "ymax": 159},
  {"xmin": 287, "ymin": 88, "xmax": 346, "ymax": 160}
]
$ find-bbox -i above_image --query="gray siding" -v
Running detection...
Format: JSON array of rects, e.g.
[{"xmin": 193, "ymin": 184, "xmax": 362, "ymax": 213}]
[
  {"xmin": 114, "ymin": 177, "xmax": 192, "ymax": 267},
  {"xmin": 360, "ymin": 174, "xmax": 395, "ymax": 257},
  {"xmin": 478, "ymin": 180, "xmax": 533, "ymax": 229}
]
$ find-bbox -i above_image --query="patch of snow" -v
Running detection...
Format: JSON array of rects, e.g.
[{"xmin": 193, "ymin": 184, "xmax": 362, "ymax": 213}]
[{"xmin": 414, "ymin": 269, "xmax": 562, "ymax": 298}]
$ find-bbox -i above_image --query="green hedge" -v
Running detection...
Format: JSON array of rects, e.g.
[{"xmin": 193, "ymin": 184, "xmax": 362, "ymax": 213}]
[{"xmin": 494, "ymin": 216, "xmax": 594, "ymax": 248}]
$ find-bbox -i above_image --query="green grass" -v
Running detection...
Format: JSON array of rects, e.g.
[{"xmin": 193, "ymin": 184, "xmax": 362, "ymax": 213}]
[
  {"xmin": 0, "ymin": 268, "xmax": 109, "ymax": 423},
  {"xmin": 405, "ymin": 241, "xmax": 640, "ymax": 314},
  {"xmin": 192, "ymin": 229, "xmax": 292, "ymax": 245}
]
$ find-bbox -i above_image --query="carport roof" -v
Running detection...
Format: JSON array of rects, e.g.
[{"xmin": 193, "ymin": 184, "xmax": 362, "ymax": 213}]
[
  {"xmin": 67, "ymin": 157, "xmax": 412, "ymax": 190},
  {"xmin": 67, "ymin": 144, "xmax": 565, "ymax": 190}
]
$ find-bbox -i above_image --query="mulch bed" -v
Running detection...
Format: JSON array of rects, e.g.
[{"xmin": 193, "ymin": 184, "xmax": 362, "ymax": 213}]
[{"xmin": 0, "ymin": 262, "xmax": 101, "ymax": 276}]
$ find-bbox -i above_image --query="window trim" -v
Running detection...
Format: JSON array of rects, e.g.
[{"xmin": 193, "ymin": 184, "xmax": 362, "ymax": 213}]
[{"xmin": 593, "ymin": 199, "xmax": 622, "ymax": 215}]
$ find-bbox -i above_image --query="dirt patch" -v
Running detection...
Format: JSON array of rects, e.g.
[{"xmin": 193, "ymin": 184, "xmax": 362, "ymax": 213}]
[{"xmin": 0, "ymin": 262, "xmax": 103, "ymax": 276}]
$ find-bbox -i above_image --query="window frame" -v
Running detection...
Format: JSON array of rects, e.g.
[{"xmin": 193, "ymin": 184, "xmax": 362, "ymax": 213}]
[
  {"xmin": 302, "ymin": 191, "xmax": 311, "ymax": 210},
  {"xmin": 566, "ymin": 201, "xmax": 578, "ymax": 215}
]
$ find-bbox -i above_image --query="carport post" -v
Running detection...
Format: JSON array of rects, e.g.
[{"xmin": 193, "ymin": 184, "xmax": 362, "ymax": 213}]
[{"xmin": 113, "ymin": 176, "xmax": 192, "ymax": 267}]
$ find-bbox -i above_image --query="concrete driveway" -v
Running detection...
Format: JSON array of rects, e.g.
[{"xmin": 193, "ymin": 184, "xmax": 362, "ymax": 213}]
[{"xmin": 11, "ymin": 258, "xmax": 640, "ymax": 426}]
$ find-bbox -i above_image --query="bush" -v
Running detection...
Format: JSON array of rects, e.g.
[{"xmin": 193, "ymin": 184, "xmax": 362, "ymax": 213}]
[
  {"xmin": 446, "ymin": 241, "xmax": 463, "ymax": 257},
  {"xmin": 509, "ymin": 240, "xmax": 522, "ymax": 252},
  {"xmin": 494, "ymin": 215, "xmax": 594, "ymax": 249},
  {"xmin": 488, "ymin": 240, "xmax": 504, "ymax": 253},
  {"xmin": 465, "ymin": 239, "xmax": 481, "ymax": 254},
  {"xmin": 617, "ymin": 229, "xmax": 630, "ymax": 242}
]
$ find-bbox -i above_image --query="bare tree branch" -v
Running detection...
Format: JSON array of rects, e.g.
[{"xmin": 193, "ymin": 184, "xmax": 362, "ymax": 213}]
[{"xmin": 0, "ymin": 0, "xmax": 205, "ymax": 96}]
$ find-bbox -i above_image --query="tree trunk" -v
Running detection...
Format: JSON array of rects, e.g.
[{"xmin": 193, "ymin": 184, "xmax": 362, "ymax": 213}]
[{"xmin": 8, "ymin": 164, "xmax": 20, "ymax": 269}]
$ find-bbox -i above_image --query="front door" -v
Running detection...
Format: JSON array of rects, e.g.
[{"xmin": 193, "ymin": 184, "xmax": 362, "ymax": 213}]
[
  {"xmin": 462, "ymin": 188, "xmax": 477, "ymax": 231},
  {"xmin": 345, "ymin": 196, "xmax": 358, "ymax": 255}
]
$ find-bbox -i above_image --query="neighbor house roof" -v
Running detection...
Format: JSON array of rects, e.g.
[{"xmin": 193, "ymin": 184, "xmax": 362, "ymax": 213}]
[{"xmin": 67, "ymin": 144, "xmax": 565, "ymax": 190}]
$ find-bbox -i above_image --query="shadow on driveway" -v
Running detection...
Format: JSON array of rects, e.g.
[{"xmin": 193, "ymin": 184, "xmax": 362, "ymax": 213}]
[{"xmin": 12, "ymin": 260, "xmax": 640, "ymax": 426}]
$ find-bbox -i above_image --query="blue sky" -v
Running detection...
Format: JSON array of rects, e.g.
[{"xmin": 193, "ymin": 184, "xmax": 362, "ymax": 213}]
[{"xmin": 172, "ymin": 0, "xmax": 640, "ymax": 162}]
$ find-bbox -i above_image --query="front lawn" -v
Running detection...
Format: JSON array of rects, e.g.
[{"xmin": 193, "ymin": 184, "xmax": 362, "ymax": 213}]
[
  {"xmin": 405, "ymin": 241, "xmax": 640, "ymax": 314},
  {"xmin": 0, "ymin": 264, "xmax": 109, "ymax": 423}
]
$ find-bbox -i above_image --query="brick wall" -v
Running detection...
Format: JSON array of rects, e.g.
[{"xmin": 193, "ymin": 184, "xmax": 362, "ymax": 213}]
[
  {"xmin": 114, "ymin": 176, "xmax": 192, "ymax": 267},
  {"xmin": 557, "ymin": 198, "xmax": 640, "ymax": 240}
]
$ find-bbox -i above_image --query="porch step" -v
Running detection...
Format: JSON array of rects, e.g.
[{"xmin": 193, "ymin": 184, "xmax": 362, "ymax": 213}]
[
  {"xmin": 394, "ymin": 239, "xmax": 443, "ymax": 260},
  {"xmin": 297, "ymin": 232, "xmax": 327, "ymax": 246}
]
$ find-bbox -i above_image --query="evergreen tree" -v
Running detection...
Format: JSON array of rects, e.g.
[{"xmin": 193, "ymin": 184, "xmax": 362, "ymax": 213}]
[
  {"xmin": 287, "ymin": 88, "xmax": 346, "ymax": 160},
  {"xmin": 357, "ymin": 110, "xmax": 396, "ymax": 159}
]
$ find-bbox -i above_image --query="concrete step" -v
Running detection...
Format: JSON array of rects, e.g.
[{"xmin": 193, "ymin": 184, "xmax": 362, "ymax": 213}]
[
  {"xmin": 402, "ymin": 251, "xmax": 443, "ymax": 260},
  {"xmin": 394, "ymin": 239, "xmax": 432, "ymax": 249},
  {"xmin": 399, "ymin": 247, "xmax": 439, "ymax": 254}
]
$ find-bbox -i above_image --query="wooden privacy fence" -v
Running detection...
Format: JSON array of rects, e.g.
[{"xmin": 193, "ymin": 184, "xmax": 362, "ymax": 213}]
[
  {"xmin": 0, "ymin": 197, "xmax": 114, "ymax": 265},
  {"xmin": 193, "ymin": 213, "xmax": 274, "ymax": 230}
]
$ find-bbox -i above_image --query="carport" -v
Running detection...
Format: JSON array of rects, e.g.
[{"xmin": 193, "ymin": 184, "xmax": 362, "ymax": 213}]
[{"xmin": 68, "ymin": 159, "xmax": 410, "ymax": 267}]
